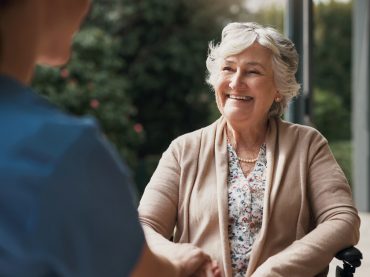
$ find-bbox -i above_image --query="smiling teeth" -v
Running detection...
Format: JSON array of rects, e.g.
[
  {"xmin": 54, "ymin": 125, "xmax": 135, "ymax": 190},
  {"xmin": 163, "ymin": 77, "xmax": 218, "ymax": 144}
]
[{"xmin": 229, "ymin": 95, "xmax": 253, "ymax": 100}]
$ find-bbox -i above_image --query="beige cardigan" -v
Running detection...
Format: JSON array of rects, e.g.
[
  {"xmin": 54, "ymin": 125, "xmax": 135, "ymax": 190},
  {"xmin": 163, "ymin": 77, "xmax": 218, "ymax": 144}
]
[{"xmin": 138, "ymin": 116, "xmax": 360, "ymax": 277}]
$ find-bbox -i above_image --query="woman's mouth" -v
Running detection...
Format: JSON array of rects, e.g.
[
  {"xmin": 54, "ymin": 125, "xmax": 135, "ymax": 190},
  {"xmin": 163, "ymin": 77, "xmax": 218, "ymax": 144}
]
[{"xmin": 227, "ymin": 94, "xmax": 254, "ymax": 101}]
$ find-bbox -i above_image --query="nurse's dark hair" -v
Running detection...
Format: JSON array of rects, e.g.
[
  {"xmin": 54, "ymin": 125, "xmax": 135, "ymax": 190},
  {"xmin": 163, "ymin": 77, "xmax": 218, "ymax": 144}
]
[
  {"xmin": 0, "ymin": 0, "xmax": 10, "ymax": 62},
  {"xmin": 0, "ymin": 0, "xmax": 10, "ymax": 7}
]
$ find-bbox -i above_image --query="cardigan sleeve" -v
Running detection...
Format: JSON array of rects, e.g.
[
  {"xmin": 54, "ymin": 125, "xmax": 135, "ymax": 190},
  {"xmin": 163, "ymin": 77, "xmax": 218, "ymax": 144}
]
[
  {"xmin": 252, "ymin": 132, "xmax": 360, "ymax": 277},
  {"xmin": 138, "ymin": 139, "xmax": 183, "ymax": 256}
]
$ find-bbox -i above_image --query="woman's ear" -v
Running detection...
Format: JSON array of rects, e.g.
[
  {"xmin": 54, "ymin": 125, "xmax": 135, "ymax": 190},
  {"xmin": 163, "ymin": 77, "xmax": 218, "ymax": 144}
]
[{"xmin": 274, "ymin": 91, "xmax": 281, "ymax": 102}]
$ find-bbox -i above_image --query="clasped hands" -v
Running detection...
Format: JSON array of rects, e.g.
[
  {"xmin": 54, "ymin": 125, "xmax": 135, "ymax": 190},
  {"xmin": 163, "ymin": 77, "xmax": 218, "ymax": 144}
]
[{"xmin": 172, "ymin": 243, "xmax": 221, "ymax": 277}]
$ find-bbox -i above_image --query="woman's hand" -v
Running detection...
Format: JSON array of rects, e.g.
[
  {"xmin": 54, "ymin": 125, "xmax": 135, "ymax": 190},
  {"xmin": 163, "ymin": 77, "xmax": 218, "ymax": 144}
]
[
  {"xmin": 170, "ymin": 243, "xmax": 221, "ymax": 277},
  {"xmin": 130, "ymin": 243, "xmax": 220, "ymax": 277},
  {"xmin": 192, "ymin": 260, "xmax": 222, "ymax": 277},
  {"xmin": 209, "ymin": 260, "xmax": 222, "ymax": 277}
]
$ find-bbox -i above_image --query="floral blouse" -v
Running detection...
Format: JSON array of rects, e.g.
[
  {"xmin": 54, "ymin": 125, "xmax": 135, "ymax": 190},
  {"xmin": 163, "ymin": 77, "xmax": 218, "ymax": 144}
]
[{"xmin": 227, "ymin": 143, "xmax": 267, "ymax": 277}]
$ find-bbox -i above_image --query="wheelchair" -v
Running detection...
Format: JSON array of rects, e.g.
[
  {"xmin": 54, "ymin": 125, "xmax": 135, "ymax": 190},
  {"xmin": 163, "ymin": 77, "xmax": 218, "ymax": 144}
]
[{"xmin": 335, "ymin": 246, "xmax": 363, "ymax": 277}]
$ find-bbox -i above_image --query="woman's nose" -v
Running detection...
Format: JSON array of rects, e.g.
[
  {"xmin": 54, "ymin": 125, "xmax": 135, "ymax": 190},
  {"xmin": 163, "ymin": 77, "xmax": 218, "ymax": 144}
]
[{"xmin": 229, "ymin": 71, "xmax": 245, "ymax": 90}]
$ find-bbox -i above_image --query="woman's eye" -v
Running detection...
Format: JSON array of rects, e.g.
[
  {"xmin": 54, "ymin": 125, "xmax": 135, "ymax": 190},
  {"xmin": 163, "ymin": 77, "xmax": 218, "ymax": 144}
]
[
  {"xmin": 222, "ymin": 66, "xmax": 233, "ymax": 71},
  {"xmin": 247, "ymin": 70, "xmax": 260, "ymax": 75}
]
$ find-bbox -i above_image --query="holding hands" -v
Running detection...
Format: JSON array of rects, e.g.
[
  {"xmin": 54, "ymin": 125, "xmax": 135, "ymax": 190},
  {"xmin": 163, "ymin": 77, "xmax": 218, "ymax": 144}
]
[{"xmin": 171, "ymin": 243, "xmax": 221, "ymax": 277}]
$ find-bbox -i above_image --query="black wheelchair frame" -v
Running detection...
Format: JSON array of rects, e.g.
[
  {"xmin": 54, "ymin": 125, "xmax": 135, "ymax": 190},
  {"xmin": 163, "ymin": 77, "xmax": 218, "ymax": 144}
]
[{"xmin": 335, "ymin": 246, "xmax": 363, "ymax": 277}]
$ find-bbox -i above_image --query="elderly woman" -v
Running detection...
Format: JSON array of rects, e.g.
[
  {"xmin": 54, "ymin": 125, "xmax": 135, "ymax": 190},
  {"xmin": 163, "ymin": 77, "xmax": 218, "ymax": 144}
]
[{"xmin": 138, "ymin": 22, "xmax": 360, "ymax": 277}]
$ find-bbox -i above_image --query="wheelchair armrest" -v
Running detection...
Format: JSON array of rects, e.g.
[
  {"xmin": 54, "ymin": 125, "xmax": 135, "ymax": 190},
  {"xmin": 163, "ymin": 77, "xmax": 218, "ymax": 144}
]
[{"xmin": 335, "ymin": 246, "xmax": 363, "ymax": 268}]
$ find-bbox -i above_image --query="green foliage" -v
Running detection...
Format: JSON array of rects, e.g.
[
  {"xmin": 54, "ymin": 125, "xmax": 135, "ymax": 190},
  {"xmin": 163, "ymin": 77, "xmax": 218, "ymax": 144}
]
[
  {"xmin": 313, "ymin": 0, "xmax": 352, "ymax": 140},
  {"xmin": 313, "ymin": 88, "xmax": 350, "ymax": 141}
]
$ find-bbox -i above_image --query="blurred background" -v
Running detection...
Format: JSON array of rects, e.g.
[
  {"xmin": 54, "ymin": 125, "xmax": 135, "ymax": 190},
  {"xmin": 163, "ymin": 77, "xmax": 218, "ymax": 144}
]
[{"xmin": 32, "ymin": 0, "xmax": 353, "ymax": 196}]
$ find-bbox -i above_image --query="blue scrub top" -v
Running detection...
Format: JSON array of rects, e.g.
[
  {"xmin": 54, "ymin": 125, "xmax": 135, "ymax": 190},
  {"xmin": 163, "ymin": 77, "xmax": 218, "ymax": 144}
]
[{"xmin": 0, "ymin": 75, "xmax": 144, "ymax": 276}]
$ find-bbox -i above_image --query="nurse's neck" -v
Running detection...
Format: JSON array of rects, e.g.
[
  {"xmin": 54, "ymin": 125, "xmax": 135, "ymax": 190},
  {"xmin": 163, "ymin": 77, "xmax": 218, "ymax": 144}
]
[
  {"xmin": 0, "ymin": 63, "xmax": 35, "ymax": 86},
  {"xmin": 0, "ymin": 32, "xmax": 36, "ymax": 85}
]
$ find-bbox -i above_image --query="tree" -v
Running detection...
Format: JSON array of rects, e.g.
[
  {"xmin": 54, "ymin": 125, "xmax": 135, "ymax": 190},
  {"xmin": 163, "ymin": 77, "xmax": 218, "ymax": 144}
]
[{"xmin": 313, "ymin": 0, "xmax": 352, "ymax": 141}]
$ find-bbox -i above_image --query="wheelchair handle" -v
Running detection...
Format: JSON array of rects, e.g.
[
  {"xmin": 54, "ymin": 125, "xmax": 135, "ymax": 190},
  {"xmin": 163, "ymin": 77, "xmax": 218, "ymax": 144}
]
[{"xmin": 335, "ymin": 246, "xmax": 363, "ymax": 277}]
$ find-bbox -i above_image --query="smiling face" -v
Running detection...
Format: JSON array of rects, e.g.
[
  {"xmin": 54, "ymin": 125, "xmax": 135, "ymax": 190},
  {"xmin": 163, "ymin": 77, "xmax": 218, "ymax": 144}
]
[{"xmin": 215, "ymin": 42, "xmax": 279, "ymax": 127}]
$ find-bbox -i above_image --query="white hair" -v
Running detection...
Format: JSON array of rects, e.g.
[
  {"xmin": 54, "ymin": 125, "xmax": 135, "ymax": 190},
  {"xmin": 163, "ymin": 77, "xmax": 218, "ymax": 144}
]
[{"xmin": 206, "ymin": 22, "xmax": 301, "ymax": 117}]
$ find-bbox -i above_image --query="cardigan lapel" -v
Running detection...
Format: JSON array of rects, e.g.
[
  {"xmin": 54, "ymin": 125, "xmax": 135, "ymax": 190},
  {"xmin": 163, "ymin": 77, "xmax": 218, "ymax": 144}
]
[
  {"xmin": 245, "ymin": 117, "xmax": 280, "ymax": 275},
  {"xmin": 214, "ymin": 117, "xmax": 233, "ymax": 277},
  {"xmin": 265, "ymin": 117, "xmax": 281, "ymax": 219}
]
